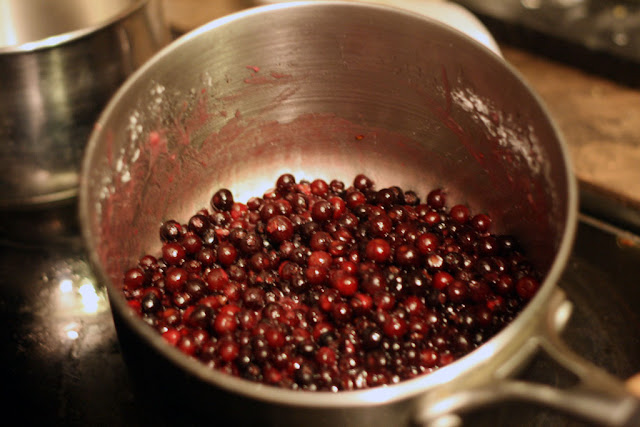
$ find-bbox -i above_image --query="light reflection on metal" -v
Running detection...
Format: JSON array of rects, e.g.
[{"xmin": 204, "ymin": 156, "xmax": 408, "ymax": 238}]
[
  {"xmin": 16, "ymin": 33, "xmax": 78, "ymax": 51},
  {"xmin": 52, "ymin": 260, "xmax": 107, "ymax": 317},
  {"xmin": 78, "ymin": 280, "xmax": 101, "ymax": 314},
  {"xmin": 63, "ymin": 322, "xmax": 80, "ymax": 340},
  {"xmin": 59, "ymin": 278, "xmax": 73, "ymax": 293},
  {"xmin": 612, "ymin": 4, "xmax": 629, "ymax": 20},
  {"xmin": 613, "ymin": 31, "xmax": 629, "ymax": 46},
  {"xmin": 554, "ymin": 0, "xmax": 585, "ymax": 8},
  {"xmin": 0, "ymin": 0, "xmax": 17, "ymax": 46},
  {"xmin": 521, "ymin": 0, "xmax": 543, "ymax": 10}
]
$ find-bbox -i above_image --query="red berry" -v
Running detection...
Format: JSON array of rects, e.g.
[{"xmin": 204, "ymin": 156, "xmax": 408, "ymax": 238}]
[
  {"xmin": 416, "ymin": 232, "xmax": 439, "ymax": 255},
  {"xmin": 516, "ymin": 276, "xmax": 540, "ymax": 300},
  {"xmin": 123, "ymin": 267, "xmax": 146, "ymax": 290},
  {"xmin": 217, "ymin": 242, "xmax": 238, "ymax": 266},
  {"xmin": 450, "ymin": 205, "xmax": 470, "ymax": 224},
  {"xmin": 426, "ymin": 189, "xmax": 446, "ymax": 209},
  {"xmin": 471, "ymin": 213, "xmax": 492, "ymax": 233},
  {"xmin": 265, "ymin": 326, "xmax": 286, "ymax": 348},
  {"xmin": 162, "ymin": 242, "xmax": 185, "ymax": 265},
  {"xmin": 383, "ymin": 314, "xmax": 408, "ymax": 338},
  {"xmin": 205, "ymin": 268, "xmax": 229, "ymax": 291},
  {"xmin": 433, "ymin": 271, "xmax": 454, "ymax": 290},
  {"xmin": 162, "ymin": 328, "xmax": 181, "ymax": 346},
  {"xmin": 316, "ymin": 346, "xmax": 336, "ymax": 365},
  {"xmin": 310, "ymin": 179, "xmax": 329, "ymax": 197},
  {"xmin": 308, "ymin": 251, "xmax": 332, "ymax": 268},
  {"xmin": 218, "ymin": 338, "xmax": 240, "ymax": 362},
  {"xmin": 211, "ymin": 189, "xmax": 234, "ymax": 211},
  {"xmin": 365, "ymin": 238, "xmax": 391, "ymax": 263},
  {"xmin": 331, "ymin": 271, "xmax": 358, "ymax": 296},
  {"xmin": 214, "ymin": 312, "xmax": 238, "ymax": 335},
  {"xmin": 266, "ymin": 215, "xmax": 294, "ymax": 243}
]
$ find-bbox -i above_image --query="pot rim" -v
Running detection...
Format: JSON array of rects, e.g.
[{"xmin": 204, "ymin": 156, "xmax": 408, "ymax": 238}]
[
  {"xmin": 80, "ymin": 0, "xmax": 579, "ymax": 409},
  {"xmin": 0, "ymin": 0, "xmax": 150, "ymax": 54}
]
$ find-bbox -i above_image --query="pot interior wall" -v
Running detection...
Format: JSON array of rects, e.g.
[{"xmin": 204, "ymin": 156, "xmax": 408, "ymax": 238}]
[{"xmin": 84, "ymin": 3, "xmax": 570, "ymax": 307}]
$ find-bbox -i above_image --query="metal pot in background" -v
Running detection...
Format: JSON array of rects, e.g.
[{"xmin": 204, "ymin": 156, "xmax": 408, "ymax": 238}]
[
  {"xmin": 0, "ymin": 0, "xmax": 170, "ymax": 209},
  {"xmin": 79, "ymin": 2, "xmax": 640, "ymax": 425}
]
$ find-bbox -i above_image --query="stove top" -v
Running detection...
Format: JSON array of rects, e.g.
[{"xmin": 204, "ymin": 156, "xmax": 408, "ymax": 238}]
[
  {"xmin": 1, "ymin": 201, "xmax": 639, "ymax": 426},
  {"xmin": 454, "ymin": 0, "xmax": 640, "ymax": 86}
]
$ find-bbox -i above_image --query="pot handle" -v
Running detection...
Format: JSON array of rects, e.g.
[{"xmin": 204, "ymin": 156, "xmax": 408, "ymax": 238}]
[{"xmin": 415, "ymin": 290, "xmax": 640, "ymax": 426}]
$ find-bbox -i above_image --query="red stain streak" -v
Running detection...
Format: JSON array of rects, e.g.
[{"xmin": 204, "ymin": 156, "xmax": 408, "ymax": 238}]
[
  {"xmin": 172, "ymin": 101, "xmax": 191, "ymax": 146},
  {"xmin": 243, "ymin": 76, "xmax": 274, "ymax": 85},
  {"xmin": 416, "ymin": 67, "xmax": 550, "ymax": 230},
  {"xmin": 192, "ymin": 90, "xmax": 213, "ymax": 125},
  {"xmin": 244, "ymin": 69, "xmax": 293, "ymax": 85},
  {"xmin": 441, "ymin": 66, "xmax": 452, "ymax": 114},
  {"xmin": 149, "ymin": 130, "xmax": 161, "ymax": 146},
  {"xmin": 270, "ymin": 72, "xmax": 292, "ymax": 79},
  {"xmin": 105, "ymin": 130, "xmax": 114, "ymax": 167},
  {"xmin": 246, "ymin": 65, "xmax": 260, "ymax": 73},
  {"xmin": 148, "ymin": 130, "xmax": 167, "ymax": 160}
]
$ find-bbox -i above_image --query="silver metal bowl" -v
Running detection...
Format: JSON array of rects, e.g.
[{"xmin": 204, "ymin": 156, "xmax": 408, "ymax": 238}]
[
  {"xmin": 0, "ymin": 0, "xmax": 169, "ymax": 208},
  {"xmin": 79, "ymin": 2, "xmax": 639, "ymax": 425}
]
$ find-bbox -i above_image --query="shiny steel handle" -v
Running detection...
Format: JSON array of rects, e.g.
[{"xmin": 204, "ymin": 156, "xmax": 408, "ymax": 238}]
[{"xmin": 416, "ymin": 290, "xmax": 640, "ymax": 426}]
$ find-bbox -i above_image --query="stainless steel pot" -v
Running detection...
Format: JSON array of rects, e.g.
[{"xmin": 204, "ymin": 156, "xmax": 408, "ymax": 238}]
[
  {"xmin": 0, "ymin": 0, "xmax": 169, "ymax": 208},
  {"xmin": 79, "ymin": 2, "xmax": 640, "ymax": 425}
]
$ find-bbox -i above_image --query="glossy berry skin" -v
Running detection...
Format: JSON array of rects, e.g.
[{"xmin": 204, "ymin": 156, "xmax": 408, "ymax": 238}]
[
  {"xmin": 471, "ymin": 213, "xmax": 492, "ymax": 233},
  {"xmin": 353, "ymin": 174, "xmax": 374, "ymax": 191},
  {"xmin": 123, "ymin": 267, "xmax": 146, "ymax": 290},
  {"xmin": 276, "ymin": 173, "xmax": 296, "ymax": 191},
  {"xmin": 365, "ymin": 239, "xmax": 391, "ymax": 263},
  {"xmin": 122, "ymin": 173, "xmax": 541, "ymax": 392},
  {"xmin": 206, "ymin": 268, "xmax": 229, "ymax": 291},
  {"xmin": 416, "ymin": 233, "xmax": 439, "ymax": 255},
  {"xmin": 211, "ymin": 189, "xmax": 234, "ymax": 211},
  {"xmin": 160, "ymin": 220, "xmax": 182, "ymax": 242},
  {"xmin": 311, "ymin": 179, "xmax": 329, "ymax": 197},
  {"xmin": 214, "ymin": 312, "xmax": 238, "ymax": 335},
  {"xmin": 165, "ymin": 267, "xmax": 188, "ymax": 293},
  {"xmin": 162, "ymin": 242, "xmax": 186, "ymax": 266},
  {"xmin": 383, "ymin": 314, "xmax": 408, "ymax": 338},
  {"xmin": 426, "ymin": 189, "xmax": 446, "ymax": 210},
  {"xmin": 331, "ymin": 271, "xmax": 358, "ymax": 296},
  {"xmin": 450, "ymin": 205, "xmax": 470, "ymax": 224},
  {"xmin": 516, "ymin": 276, "xmax": 540, "ymax": 299},
  {"xmin": 266, "ymin": 215, "xmax": 294, "ymax": 243},
  {"xmin": 395, "ymin": 245, "xmax": 419, "ymax": 267},
  {"xmin": 217, "ymin": 243, "xmax": 238, "ymax": 266},
  {"xmin": 311, "ymin": 200, "xmax": 333, "ymax": 222},
  {"xmin": 218, "ymin": 338, "xmax": 240, "ymax": 362},
  {"xmin": 369, "ymin": 214, "xmax": 392, "ymax": 237},
  {"xmin": 433, "ymin": 271, "xmax": 454, "ymax": 290}
]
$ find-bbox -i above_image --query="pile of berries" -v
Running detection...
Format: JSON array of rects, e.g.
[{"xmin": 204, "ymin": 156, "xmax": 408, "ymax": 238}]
[{"xmin": 122, "ymin": 174, "xmax": 541, "ymax": 391}]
